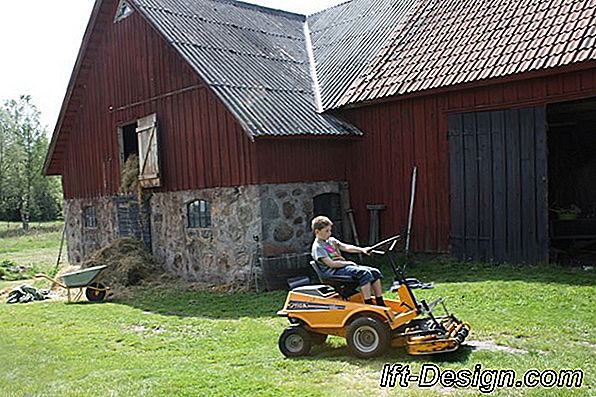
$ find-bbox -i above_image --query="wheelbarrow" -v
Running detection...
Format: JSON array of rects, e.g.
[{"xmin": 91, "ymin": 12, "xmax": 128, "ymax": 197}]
[{"xmin": 36, "ymin": 265, "xmax": 110, "ymax": 303}]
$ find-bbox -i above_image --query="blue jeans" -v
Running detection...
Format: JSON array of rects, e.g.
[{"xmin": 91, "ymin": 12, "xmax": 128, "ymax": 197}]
[{"xmin": 320, "ymin": 264, "xmax": 383, "ymax": 287}]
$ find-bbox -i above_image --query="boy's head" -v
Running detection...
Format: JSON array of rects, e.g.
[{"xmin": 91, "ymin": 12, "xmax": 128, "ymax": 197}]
[{"xmin": 311, "ymin": 216, "xmax": 333, "ymax": 240}]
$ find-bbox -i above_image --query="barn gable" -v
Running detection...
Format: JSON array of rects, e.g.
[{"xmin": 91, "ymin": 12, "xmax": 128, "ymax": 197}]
[{"xmin": 127, "ymin": 0, "xmax": 362, "ymax": 138}]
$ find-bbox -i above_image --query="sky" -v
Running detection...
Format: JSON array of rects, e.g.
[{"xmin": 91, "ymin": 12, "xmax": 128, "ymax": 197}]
[{"xmin": 0, "ymin": 0, "xmax": 346, "ymax": 134}]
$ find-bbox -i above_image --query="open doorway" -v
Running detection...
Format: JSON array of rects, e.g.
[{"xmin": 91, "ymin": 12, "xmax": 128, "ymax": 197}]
[
  {"xmin": 120, "ymin": 122, "xmax": 138, "ymax": 163},
  {"xmin": 118, "ymin": 121, "xmax": 140, "ymax": 194},
  {"xmin": 547, "ymin": 97, "xmax": 596, "ymax": 264}
]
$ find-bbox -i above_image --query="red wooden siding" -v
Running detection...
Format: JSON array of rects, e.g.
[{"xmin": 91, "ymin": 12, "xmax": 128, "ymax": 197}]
[
  {"xmin": 343, "ymin": 66, "xmax": 596, "ymax": 252},
  {"xmin": 60, "ymin": 0, "xmax": 348, "ymax": 200},
  {"xmin": 254, "ymin": 139, "xmax": 351, "ymax": 184},
  {"xmin": 61, "ymin": 1, "xmax": 259, "ymax": 199}
]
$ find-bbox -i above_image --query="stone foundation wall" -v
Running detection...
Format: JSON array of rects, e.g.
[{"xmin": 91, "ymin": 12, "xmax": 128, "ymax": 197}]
[
  {"xmin": 64, "ymin": 197, "xmax": 118, "ymax": 264},
  {"xmin": 63, "ymin": 180, "xmax": 350, "ymax": 285},
  {"xmin": 259, "ymin": 181, "xmax": 350, "ymax": 257},
  {"xmin": 150, "ymin": 186, "xmax": 261, "ymax": 284}
]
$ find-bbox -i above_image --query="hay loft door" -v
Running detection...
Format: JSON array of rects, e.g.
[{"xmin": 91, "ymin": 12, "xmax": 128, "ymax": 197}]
[
  {"xmin": 448, "ymin": 107, "xmax": 548, "ymax": 263},
  {"xmin": 136, "ymin": 113, "xmax": 161, "ymax": 188}
]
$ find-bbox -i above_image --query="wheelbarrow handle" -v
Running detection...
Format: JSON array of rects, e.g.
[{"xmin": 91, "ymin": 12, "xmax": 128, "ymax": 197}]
[{"xmin": 35, "ymin": 273, "xmax": 66, "ymax": 289}]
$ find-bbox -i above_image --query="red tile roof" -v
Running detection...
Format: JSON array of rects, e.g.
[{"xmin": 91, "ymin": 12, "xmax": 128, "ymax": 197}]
[{"xmin": 340, "ymin": 0, "xmax": 596, "ymax": 107}]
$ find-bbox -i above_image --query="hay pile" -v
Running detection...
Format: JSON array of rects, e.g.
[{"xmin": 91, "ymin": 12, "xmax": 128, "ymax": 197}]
[
  {"xmin": 82, "ymin": 237, "xmax": 161, "ymax": 293},
  {"xmin": 120, "ymin": 154, "xmax": 139, "ymax": 194}
]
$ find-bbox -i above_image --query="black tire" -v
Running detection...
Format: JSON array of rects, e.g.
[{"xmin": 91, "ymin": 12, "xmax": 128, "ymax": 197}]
[
  {"xmin": 346, "ymin": 316, "xmax": 390, "ymax": 358},
  {"xmin": 279, "ymin": 327, "xmax": 312, "ymax": 357},
  {"xmin": 309, "ymin": 332, "xmax": 328, "ymax": 345},
  {"xmin": 85, "ymin": 282, "xmax": 107, "ymax": 302}
]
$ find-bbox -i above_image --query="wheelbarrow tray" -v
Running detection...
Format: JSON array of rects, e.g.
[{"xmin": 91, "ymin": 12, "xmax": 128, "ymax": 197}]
[{"xmin": 60, "ymin": 265, "xmax": 107, "ymax": 288}]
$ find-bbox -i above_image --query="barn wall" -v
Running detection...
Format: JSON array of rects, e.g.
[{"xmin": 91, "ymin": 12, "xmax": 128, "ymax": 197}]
[
  {"xmin": 61, "ymin": 0, "xmax": 259, "ymax": 199},
  {"xmin": 254, "ymin": 139, "xmax": 351, "ymax": 184},
  {"xmin": 342, "ymin": 66, "xmax": 596, "ymax": 252}
]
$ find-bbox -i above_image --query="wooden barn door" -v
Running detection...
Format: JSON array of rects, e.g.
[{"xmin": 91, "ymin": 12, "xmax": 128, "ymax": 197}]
[
  {"xmin": 448, "ymin": 107, "xmax": 548, "ymax": 263},
  {"xmin": 137, "ymin": 114, "xmax": 161, "ymax": 188}
]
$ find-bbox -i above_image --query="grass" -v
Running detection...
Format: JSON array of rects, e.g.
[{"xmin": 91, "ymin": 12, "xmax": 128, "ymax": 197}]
[
  {"xmin": 0, "ymin": 221, "xmax": 64, "ymax": 290},
  {"xmin": 0, "ymin": 228, "xmax": 594, "ymax": 396}
]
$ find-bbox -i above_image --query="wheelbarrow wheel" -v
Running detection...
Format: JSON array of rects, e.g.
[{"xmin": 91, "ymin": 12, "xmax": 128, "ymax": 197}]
[{"xmin": 85, "ymin": 282, "xmax": 107, "ymax": 302}]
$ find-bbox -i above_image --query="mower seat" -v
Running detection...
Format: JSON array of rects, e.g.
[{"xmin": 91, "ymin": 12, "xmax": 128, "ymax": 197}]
[{"xmin": 309, "ymin": 260, "xmax": 359, "ymax": 299}]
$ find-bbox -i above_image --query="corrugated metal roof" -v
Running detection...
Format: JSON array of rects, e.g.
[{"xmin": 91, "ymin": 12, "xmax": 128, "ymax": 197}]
[
  {"xmin": 131, "ymin": 0, "xmax": 362, "ymax": 137},
  {"xmin": 340, "ymin": 0, "xmax": 596, "ymax": 106},
  {"xmin": 308, "ymin": 0, "xmax": 417, "ymax": 110}
]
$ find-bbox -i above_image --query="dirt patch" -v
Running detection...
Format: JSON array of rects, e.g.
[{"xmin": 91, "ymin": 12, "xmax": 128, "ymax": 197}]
[
  {"xmin": 81, "ymin": 237, "xmax": 162, "ymax": 296},
  {"xmin": 578, "ymin": 341, "xmax": 596, "ymax": 351},
  {"xmin": 466, "ymin": 340, "xmax": 528, "ymax": 354}
]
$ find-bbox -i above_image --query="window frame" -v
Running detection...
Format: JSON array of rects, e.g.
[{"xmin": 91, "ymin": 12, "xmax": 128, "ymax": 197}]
[
  {"xmin": 83, "ymin": 206, "xmax": 98, "ymax": 229},
  {"xmin": 187, "ymin": 199, "xmax": 212, "ymax": 229}
]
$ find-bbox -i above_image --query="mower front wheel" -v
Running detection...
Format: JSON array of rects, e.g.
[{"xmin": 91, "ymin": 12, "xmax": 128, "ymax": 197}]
[
  {"xmin": 346, "ymin": 316, "xmax": 390, "ymax": 358},
  {"xmin": 279, "ymin": 327, "xmax": 312, "ymax": 357}
]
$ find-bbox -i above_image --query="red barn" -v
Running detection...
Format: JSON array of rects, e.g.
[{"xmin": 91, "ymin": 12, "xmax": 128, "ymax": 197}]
[{"xmin": 45, "ymin": 0, "xmax": 596, "ymax": 283}]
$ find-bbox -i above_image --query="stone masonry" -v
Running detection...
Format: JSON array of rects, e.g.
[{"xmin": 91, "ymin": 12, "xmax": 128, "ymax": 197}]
[
  {"xmin": 63, "ymin": 180, "xmax": 350, "ymax": 285},
  {"xmin": 258, "ymin": 181, "xmax": 350, "ymax": 257},
  {"xmin": 150, "ymin": 186, "xmax": 261, "ymax": 284}
]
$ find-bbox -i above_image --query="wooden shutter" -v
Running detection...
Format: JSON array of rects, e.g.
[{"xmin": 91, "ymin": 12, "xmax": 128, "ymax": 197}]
[{"xmin": 136, "ymin": 114, "xmax": 161, "ymax": 188}]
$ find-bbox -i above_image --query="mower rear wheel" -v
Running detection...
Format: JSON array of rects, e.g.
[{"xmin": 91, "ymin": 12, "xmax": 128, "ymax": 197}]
[
  {"xmin": 279, "ymin": 327, "xmax": 312, "ymax": 357},
  {"xmin": 346, "ymin": 316, "xmax": 390, "ymax": 358}
]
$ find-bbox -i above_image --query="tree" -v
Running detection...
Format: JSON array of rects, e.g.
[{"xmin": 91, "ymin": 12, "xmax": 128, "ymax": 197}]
[{"xmin": 0, "ymin": 96, "xmax": 63, "ymax": 226}]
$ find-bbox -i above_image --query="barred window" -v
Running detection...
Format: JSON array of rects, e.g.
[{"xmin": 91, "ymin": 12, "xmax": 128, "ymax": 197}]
[
  {"xmin": 187, "ymin": 200, "xmax": 211, "ymax": 228},
  {"xmin": 83, "ymin": 207, "xmax": 98, "ymax": 229}
]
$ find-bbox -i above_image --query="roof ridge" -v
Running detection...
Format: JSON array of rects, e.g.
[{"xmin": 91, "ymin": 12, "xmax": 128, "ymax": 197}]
[{"xmin": 303, "ymin": 19, "xmax": 324, "ymax": 113}]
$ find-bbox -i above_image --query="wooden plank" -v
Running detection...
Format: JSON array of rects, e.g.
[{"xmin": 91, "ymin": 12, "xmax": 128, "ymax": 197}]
[
  {"xmin": 490, "ymin": 111, "xmax": 507, "ymax": 262},
  {"xmin": 463, "ymin": 112, "xmax": 479, "ymax": 260},
  {"xmin": 476, "ymin": 111, "xmax": 492, "ymax": 261},
  {"xmin": 448, "ymin": 113, "xmax": 464, "ymax": 260},
  {"xmin": 207, "ymin": 92, "xmax": 222, "ymax": 186},
  {"xmin": 199, "ymin": 89, "xmax": 212, "ymax": 188},
  {"xmin": 505, "ymin": 109, "xmax": 522, "ymax": 263},
  {"xmin": 534, "ymin": 106, "xmax": 549, "ymax": 263},
  {"xmin": 519, "ymin": 107, "xmax": 537, "ymax": 263},
  {"xmin": 183, "ymin": 91, "xmax": 196, "ymax": 190}
]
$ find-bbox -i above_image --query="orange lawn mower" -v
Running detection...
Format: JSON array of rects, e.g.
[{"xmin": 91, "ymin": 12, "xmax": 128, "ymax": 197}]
[{"xmin": 276, "ymin": 235, "xmax": 471, "ymax": 358}]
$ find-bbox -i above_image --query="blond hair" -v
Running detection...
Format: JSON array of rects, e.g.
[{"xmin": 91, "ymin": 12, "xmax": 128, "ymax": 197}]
[{"xmin": 311, "ymin": 215, "xmax": 333, "ymax": 233}]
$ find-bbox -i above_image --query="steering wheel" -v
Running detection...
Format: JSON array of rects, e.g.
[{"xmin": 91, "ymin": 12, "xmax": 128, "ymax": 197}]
[{"xmin": 368, "ymin": 235, "xmax": 402, "ymax": 255}]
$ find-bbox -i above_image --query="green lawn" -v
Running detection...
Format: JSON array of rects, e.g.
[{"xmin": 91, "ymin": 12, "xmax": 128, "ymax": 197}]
[
  {"xmin": 0, "ymin": 254, "xmax": 594, "ymax": 396},
  {"xmin": 0, "ymin": 221, "xmax": 64, "ymax": 290}
]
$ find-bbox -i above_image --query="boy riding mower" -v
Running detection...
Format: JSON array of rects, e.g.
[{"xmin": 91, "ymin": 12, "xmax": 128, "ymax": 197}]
[{"xmin": 277, "ymin": 235, "xmax": 470, "ymax": 358}]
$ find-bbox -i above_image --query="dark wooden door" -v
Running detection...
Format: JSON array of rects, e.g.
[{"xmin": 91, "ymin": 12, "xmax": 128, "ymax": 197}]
[
  {"xmin": 314, "ymin": 193, "xmax": 343, "ymax": 240},
  {"xmin": 448, "ymin": 107, "xmax": 548, "ymax": 263}
]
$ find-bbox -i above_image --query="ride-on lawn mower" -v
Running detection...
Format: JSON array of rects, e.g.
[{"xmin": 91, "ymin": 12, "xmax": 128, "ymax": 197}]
[{"xmin": 277, "ymin": 235, "xmax": 470, "ymax": 358}]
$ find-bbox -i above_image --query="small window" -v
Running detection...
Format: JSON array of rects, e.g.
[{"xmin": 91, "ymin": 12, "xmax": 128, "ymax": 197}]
[
  {"xmin": 83, "ymin": 207, "xmax": 98, "ymax": 229},
  {"xmin": 114, "ymin": 0, "xmax": 134, "ymax": 23},
  {"xmin": 187, "ymin": 200, "xmax": 211, "ymax": 228}
]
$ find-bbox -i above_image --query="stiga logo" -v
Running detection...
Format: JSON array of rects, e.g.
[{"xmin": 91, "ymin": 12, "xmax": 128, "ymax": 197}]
[{"xmin": 287, "ymin": 300, "xmax": 345, "ymax": 311}]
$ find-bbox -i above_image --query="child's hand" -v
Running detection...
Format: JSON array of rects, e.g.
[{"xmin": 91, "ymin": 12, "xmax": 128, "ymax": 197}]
[{"xmin": 362, "ymin": 247, "xmax": 372, "ymax": 255}]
